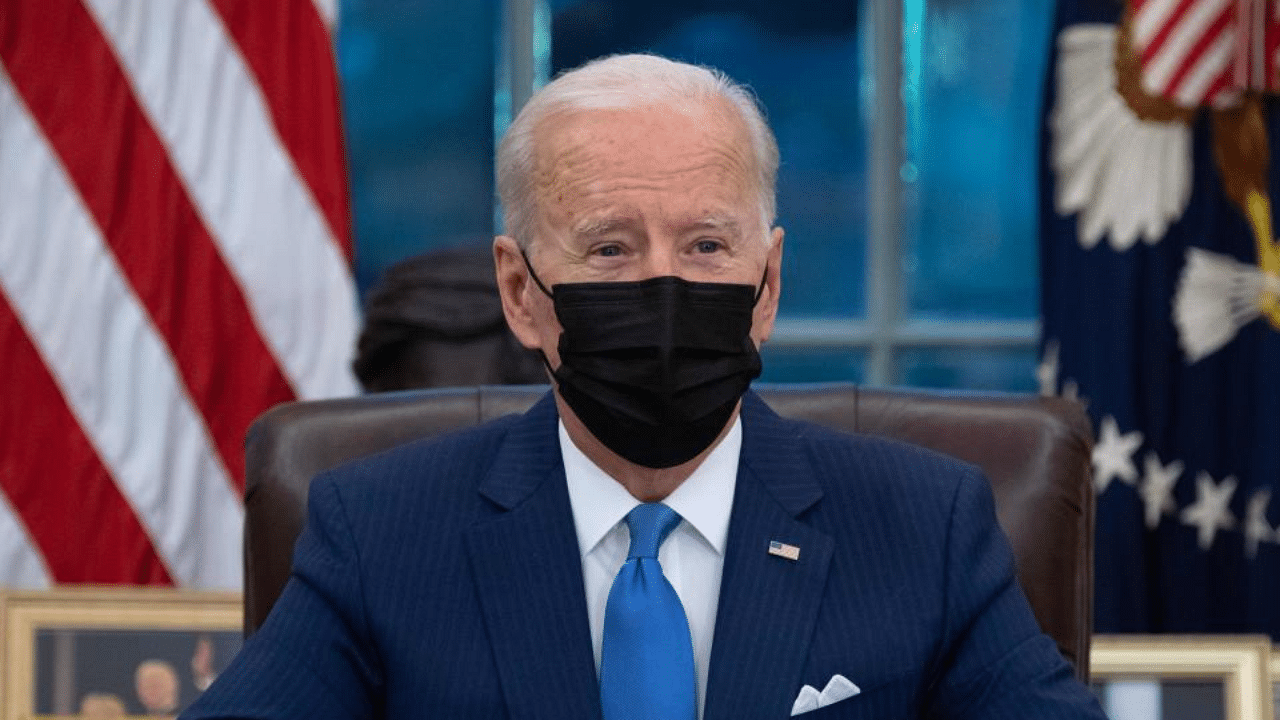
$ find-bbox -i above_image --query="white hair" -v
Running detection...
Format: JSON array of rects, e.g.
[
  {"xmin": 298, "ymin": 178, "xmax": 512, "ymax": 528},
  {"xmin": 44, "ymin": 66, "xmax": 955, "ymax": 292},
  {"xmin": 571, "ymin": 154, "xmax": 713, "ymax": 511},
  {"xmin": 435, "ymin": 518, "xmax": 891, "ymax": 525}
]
[{"xmin": 496, "ymin": 54, "xmax": 779, "ymax": 247}]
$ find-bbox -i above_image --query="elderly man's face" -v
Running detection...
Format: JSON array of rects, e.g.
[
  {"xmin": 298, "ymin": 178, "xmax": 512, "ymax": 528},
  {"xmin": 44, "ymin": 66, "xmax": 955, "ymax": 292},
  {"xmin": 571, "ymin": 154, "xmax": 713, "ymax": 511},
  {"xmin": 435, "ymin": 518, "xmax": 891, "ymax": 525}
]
[{"xmin": 496, "ymin": 99, "xmax": 784, "ymax": 368}]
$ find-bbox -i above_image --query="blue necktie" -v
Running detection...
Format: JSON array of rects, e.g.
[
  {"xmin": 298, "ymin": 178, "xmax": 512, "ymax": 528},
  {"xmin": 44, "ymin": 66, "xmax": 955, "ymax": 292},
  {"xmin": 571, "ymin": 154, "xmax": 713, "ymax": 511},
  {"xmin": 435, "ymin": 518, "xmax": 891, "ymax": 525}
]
[{"xmin": 600, "ymin": 503, "xmax": 697, "ymax": 720}]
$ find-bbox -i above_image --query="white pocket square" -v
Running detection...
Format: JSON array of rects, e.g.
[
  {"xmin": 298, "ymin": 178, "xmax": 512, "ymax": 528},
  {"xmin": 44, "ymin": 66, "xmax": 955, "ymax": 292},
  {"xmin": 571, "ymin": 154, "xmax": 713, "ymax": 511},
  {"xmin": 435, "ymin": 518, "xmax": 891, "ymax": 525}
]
[{"xmin": 790, "ymin": 674, "xmax": 861, "ymax": 716}]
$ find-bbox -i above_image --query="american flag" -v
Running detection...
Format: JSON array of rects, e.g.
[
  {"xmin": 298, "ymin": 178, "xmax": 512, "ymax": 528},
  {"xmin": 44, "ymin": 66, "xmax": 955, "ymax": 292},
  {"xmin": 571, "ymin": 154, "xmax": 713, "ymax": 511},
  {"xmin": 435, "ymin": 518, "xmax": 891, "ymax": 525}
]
[
  {"xmin": 767, "ymin": 541, "xmax": 800, "ymax": 562},
  {"xmin": 1045, "ymin": 0, "xmax": 1280, "ymax": 637},
  {"xmin": 1129, "ymin": 0, "xmax": 1280, "ymax": 108},
  {"xmin": 0, "ymin": 0, "xmax": 360, "ymax": 589}
]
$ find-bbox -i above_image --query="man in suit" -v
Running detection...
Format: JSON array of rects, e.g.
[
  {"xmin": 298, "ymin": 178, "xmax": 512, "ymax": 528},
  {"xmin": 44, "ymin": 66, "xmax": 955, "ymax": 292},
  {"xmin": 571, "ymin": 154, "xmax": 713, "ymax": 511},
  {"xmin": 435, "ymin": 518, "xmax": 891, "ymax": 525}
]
[{"xmin": 183, "ymin": 54, "xmax": 1107, "ymax": 719}]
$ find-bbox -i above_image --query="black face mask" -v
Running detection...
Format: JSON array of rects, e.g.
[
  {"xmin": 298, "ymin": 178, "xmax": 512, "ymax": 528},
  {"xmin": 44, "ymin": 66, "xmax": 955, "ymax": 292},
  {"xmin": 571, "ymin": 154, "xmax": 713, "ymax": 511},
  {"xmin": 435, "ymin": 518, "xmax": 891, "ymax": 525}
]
[{"xmin": 522, "ymin": 253, "xmax": 765, "ymax": 468}]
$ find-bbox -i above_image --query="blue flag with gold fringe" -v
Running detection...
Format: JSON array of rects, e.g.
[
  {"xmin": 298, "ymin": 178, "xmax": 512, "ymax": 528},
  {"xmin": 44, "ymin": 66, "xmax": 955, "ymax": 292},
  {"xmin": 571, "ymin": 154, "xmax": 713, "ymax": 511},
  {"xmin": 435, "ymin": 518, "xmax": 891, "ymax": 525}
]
[{"xmin": 1040, "ymin": 0, "xmax": 1280, "ymax": 636}]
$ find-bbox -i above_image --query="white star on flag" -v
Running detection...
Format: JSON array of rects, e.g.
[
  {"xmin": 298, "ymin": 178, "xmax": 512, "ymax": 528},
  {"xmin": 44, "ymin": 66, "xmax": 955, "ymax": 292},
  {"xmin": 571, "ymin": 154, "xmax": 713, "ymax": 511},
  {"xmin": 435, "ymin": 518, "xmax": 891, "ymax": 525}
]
[
  {"xmin": 1139, "ymin": 452, "xmax": 1182, "ymax": 530},
  {"xmin": 1180, "ymin": 472, "xmax": 1238, "ymax": 551},
  {"xmin": 1243, "ymin": 489, "xmax": 1277, "ymax": 560},
  {"xmin": 1092, "ymin": 416, "xmax": 1143, "ymax": 494}
]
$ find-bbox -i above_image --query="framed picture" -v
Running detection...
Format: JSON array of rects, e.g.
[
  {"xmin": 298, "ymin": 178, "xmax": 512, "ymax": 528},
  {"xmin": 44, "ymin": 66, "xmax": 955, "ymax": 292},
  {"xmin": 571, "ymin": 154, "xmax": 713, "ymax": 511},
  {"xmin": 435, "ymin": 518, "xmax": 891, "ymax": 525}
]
[
  {"xmin": 0, "ymin": 588, "xmax": 241, "ymax": 720},
  {"xmin": 1271, "ymin": 648, "xmax": 1280, "ymax": 720},
  {"xmin": 1090, "ymin": 635, "xmax": 1275, "ymax": 720}
]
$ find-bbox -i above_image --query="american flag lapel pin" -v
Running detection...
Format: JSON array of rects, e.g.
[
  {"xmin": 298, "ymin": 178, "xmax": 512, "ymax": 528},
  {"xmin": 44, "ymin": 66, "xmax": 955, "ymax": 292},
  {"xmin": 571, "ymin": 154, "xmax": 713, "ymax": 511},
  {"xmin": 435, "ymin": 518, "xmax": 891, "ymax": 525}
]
[{"xmin": 768, "ymin": 540, "xmax": 800, "ymax": 561}]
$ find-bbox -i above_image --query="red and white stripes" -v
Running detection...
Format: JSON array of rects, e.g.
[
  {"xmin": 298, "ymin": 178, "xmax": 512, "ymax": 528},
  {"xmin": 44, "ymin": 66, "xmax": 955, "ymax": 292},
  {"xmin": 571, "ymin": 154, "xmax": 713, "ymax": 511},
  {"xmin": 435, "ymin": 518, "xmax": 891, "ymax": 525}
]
[
  {"xmin": 1130, "ymin": 0, "xmax": 1280, "ymax": 108},
  {"xmin": 1131, "ymin": 0, "xmax": 1240, "ymax": 107},
  {"xmin": 0, "ymin": 0, "xmax": 358, "ymax": 589}
]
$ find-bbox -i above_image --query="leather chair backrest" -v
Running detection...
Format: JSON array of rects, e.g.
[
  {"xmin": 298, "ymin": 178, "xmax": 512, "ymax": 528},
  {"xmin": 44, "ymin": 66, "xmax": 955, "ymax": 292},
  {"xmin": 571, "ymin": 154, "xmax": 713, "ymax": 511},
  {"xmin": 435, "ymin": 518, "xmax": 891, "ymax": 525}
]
[{"xmin": 243, "ymin": 383, "xmax": 1095, "ymax": 681}]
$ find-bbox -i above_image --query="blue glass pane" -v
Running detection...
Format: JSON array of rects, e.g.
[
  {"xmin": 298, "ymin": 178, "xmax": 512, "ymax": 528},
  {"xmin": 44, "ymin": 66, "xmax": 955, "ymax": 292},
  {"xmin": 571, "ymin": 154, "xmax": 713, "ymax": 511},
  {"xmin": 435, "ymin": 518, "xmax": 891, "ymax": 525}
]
[
  {"xmin": 759, "ymin": 347, "xmax": 866, "ymax": 384},
  {"xmin": 897, "ymin": 347, "xmax": 1037, "ymax": 392},
  {"xmin": 337, "ymin": 0, "xmax": 497, "ymax": 295},
  {"xmin": 903, "ymin": 0, "xmax": 1051, "ymax": 320},
  {"xmin": 551, "ymin": 3, "xmax": 868, "ymax": 318},
  {"xmin": 1090, "ymin": 681, "xmax": 1226, "ymax": 720}
]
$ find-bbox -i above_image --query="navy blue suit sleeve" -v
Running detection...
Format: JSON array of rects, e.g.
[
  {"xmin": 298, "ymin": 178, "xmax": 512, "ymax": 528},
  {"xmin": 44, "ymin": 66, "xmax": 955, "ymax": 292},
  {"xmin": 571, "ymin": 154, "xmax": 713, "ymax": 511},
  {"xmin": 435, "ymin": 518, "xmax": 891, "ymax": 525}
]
[
  {"xmin": 181, "ymin": 474, "xmax": 382, "ymax": 720},
  {"xmin": 924, "ymin": 467, "xmax": 1106, "ymax": 720}
]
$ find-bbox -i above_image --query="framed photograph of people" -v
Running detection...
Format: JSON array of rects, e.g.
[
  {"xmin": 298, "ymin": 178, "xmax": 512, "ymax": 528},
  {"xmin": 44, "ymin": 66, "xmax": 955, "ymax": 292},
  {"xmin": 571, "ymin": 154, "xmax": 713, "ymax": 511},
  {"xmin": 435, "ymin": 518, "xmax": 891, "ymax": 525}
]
[
  {"xmin": 0, "ymin": 588, "xmax": 241, "ymax": 720},
  {"xmin": 1090, "ymin": 635, "xmax": 1275, "ymax": 720}
]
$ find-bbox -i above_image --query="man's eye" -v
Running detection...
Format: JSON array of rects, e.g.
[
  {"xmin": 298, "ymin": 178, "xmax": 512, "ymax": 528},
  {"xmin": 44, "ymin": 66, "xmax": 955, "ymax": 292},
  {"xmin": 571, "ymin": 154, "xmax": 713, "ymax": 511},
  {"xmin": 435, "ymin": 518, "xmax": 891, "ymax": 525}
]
[
  {"xmin": 596, "ymin": 245, "xmax": 622, "ymax": 257},
  {"xmin": 695, "ymin": 239, "xmax": 723, "ymax": 254}
]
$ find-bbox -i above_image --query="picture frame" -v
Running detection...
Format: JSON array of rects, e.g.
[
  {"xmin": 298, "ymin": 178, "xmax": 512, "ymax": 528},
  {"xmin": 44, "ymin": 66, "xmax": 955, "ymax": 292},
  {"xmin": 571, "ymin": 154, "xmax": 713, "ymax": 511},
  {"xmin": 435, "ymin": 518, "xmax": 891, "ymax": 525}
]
[
  {"xmin": 1090, "ymin": 635, "xmax": 1275, "ymax": 720},
  {"xmin": 1270, "ymin": 648, "xmax": 1280, "ymax": 720},
  {"xmin": 0, "ymin": 587, "xmax": 241, "ymax": 720}
]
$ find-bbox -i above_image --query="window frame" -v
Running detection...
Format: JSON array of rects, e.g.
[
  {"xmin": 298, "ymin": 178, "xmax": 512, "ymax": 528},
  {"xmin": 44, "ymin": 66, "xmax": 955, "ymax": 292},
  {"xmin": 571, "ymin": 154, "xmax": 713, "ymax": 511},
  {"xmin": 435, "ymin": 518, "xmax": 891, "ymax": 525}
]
[{"xmin": 498, "ymin": 0, "xmax": 1039, "ymax": 387}]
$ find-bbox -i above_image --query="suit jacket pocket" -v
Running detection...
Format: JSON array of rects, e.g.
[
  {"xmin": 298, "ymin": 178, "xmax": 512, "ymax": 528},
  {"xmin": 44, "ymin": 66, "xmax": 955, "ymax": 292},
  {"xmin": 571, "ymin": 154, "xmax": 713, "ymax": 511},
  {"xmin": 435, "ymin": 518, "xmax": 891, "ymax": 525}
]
[{"xmin": 792, "ymin": 672, "xmax": 916, "ymax": 720}]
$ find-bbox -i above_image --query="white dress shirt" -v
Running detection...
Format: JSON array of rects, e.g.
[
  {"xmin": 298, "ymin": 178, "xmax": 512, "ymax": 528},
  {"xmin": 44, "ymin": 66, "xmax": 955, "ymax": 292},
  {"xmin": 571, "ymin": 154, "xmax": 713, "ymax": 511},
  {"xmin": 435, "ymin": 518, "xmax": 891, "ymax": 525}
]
[{"xmin": 561, "ymin": 417, "xmax": 740, "ymax": 720}]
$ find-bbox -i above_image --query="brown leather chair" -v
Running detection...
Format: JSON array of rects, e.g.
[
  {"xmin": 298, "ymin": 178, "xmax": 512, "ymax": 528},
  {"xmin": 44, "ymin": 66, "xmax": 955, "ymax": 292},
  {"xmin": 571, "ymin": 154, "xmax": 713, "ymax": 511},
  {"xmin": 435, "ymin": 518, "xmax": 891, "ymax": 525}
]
[{"xmin": 243, "ymin": 383, "xmax": 1096, "ymax": 682}]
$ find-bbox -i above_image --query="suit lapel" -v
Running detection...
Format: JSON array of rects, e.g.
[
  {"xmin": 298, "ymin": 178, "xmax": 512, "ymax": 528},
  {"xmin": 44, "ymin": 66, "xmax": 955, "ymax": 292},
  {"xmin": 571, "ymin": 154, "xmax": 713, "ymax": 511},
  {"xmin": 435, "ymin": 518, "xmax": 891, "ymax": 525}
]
[
  {"xmin": 464, "ymin": 394, "xmax": 602, "ymax": 720},
  {"xmin": 705, "ymin": 393, "xmax": 834, "ymax": 720}
]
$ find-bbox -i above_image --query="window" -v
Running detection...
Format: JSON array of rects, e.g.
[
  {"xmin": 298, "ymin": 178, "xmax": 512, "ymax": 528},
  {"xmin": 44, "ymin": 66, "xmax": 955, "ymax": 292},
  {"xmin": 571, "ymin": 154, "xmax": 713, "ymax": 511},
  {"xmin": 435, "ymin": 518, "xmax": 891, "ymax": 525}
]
[{"xmin": 338, "ymin": 0, "xmax": 1050, "ymax": 390}]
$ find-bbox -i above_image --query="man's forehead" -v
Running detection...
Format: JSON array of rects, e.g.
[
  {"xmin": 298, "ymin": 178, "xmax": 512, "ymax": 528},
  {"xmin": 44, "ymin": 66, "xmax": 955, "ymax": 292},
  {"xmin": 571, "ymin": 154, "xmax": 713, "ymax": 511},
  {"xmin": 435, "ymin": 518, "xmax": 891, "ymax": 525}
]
[
  {"xmin": 533, "ymin": 113, "xmax": 751, "ymax": 196},
  {"xmin": 521, "ymin": 99, "xmax": 766, "ymax": 239}
]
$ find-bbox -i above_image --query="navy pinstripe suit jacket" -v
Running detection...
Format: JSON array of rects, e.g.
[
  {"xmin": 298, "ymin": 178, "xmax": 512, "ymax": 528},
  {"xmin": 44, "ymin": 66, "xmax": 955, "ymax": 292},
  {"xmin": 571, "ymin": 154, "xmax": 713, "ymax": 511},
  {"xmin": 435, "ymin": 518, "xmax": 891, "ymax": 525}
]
[{"xmin": 183, "ymin": 392, "xmax": 1106, "ymax": 720}]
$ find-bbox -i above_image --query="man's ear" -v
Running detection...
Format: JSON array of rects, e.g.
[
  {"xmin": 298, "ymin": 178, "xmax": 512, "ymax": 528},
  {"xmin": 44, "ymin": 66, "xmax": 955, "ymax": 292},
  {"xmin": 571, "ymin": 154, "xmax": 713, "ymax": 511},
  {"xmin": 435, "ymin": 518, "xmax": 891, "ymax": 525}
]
[
  {"xmin": 493, "ymin": 236, "xmax": 543, "ymax": 350},
  {"xmin": 752, "ymin": 226, "xmax": 785, "ymax": 346}
]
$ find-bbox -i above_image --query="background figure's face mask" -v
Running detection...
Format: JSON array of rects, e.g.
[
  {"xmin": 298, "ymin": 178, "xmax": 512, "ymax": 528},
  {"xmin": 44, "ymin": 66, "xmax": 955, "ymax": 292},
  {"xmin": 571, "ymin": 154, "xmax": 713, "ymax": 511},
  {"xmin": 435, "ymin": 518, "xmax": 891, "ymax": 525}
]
[{"xmin": 523, "ymin": 253, "xmax": 765, "ymax": 468}]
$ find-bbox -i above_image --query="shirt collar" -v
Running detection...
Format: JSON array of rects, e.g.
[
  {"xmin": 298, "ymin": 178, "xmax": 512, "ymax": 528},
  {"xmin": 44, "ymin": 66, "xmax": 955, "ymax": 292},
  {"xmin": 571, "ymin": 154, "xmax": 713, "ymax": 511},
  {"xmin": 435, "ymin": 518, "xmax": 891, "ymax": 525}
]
[{"xmin": 561, "ymin": 416, "xmax": 741, "ymax": 559}]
